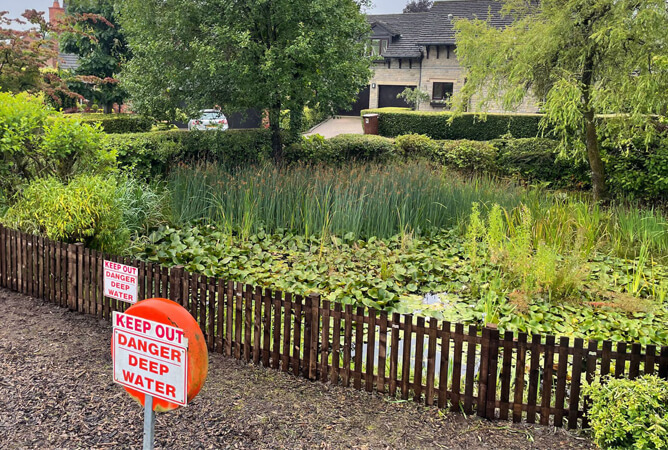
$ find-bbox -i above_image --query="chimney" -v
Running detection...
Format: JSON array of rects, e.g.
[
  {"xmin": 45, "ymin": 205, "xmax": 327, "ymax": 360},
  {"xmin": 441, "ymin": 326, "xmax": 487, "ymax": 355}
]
[{"xmin": 49, "ymin": 1, "xmax": 65, "ymax": 24}]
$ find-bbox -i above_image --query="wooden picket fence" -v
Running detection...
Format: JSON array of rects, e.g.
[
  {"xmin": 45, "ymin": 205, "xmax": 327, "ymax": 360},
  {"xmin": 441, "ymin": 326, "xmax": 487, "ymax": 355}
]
[{"xmin": 1, "ymin": 225, "xmax": 667, "ymax": 429}]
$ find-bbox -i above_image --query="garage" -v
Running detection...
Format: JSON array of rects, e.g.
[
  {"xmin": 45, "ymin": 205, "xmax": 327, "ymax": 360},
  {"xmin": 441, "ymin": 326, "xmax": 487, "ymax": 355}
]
[
  {"xmin": 337, "ymin": 85, "xmax": 370, "ymax": 116},
  {"xmin": 378, "ymin": 85, "xmax": 412, "ymax": 108}
]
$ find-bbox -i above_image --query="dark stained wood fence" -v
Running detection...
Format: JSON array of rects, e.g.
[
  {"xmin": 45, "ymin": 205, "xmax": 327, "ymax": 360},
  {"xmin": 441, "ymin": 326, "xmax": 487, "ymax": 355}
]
[{"xmin": 1, "ymin": 226, "xmax": 667, "ymax": 428}]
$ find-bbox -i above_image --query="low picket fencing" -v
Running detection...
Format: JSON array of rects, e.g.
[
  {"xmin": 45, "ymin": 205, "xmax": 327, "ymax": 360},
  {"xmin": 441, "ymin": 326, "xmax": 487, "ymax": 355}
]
[{"xmin": 1, "ymin": 225, "xmax": 667, "ymax": 429}]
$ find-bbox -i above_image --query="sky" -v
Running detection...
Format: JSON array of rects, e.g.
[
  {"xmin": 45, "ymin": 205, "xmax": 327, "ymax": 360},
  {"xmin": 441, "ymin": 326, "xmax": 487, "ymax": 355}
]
[{"xmin": 0, "ymin": 0, "xmax": 408, "ymax": 22}]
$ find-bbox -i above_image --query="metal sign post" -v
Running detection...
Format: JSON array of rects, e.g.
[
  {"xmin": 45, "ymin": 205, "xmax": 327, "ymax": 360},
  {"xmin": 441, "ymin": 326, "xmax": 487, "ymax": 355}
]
[{"xmin": 143, "ymin": 395, "xmax": 155, "ymax": 450}]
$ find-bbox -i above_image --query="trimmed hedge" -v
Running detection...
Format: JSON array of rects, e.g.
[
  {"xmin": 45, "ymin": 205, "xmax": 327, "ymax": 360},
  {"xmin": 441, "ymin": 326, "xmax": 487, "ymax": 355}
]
[
  {"xmin": 70, "ymin": 113, "xmax": 154, "ymax": 134},
  {"xmin": 106, "ymin": 129, "xmax": 272, "ymax": 178},
  {"xmin": 361, "ymin": 108, "xmax": 544, "ymax": 140},
  {"xmin": 285, "ymin": 134, "xmax": 395, "ymax": 164}
]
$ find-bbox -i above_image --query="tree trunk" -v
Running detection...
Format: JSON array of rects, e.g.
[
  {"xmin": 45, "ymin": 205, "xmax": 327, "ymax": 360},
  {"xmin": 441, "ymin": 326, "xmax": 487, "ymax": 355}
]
[
  {"xmin": 583, "ymin": 110, "xmax": 607, "ymax": 201},
  {"xmin": 268, "ymin": 106, "xmax": 283, "ymax": 163},
  {"xmin": 103, "ymin": 102, "xmax": 113, "ymax": 114},
  {"xmin": 581, "ymin": 45, "xmax": 608, "ymax": 201}
]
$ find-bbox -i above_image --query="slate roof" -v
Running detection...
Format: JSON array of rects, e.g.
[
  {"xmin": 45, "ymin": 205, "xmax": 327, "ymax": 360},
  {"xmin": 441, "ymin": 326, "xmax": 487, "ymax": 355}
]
[{"xmin": 367, "ymin": 0, "xmax": 514, "ymax": 58}]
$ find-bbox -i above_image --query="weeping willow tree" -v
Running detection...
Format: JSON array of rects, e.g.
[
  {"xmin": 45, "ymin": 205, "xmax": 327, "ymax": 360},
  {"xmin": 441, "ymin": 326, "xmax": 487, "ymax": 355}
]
[{"xmin": 453, "ymin": 0, "xmax": 668, "ymax": 200}]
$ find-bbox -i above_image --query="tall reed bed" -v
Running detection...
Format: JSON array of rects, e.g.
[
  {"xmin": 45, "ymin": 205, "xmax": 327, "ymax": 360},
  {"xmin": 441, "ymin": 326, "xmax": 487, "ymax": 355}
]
[
  {"xmin": 167, "ymin": 162, "xmax": 668, "ymax": 262},
  {"xmin": 168, "ymin": 162, "xmax": 527, "ymax": 239}
]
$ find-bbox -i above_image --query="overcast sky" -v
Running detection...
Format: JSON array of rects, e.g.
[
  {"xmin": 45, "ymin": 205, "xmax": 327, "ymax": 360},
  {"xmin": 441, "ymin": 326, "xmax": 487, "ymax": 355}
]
[{"xmin": 0, "ymin": 0, "xmax": 407, "ymax": 22}]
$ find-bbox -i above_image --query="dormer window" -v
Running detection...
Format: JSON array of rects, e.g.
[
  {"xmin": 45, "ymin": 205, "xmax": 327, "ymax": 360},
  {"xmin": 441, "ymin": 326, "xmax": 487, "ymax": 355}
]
[{"xmin": 368, "ymin": 38, "xmax": 389, "ymax": 57}]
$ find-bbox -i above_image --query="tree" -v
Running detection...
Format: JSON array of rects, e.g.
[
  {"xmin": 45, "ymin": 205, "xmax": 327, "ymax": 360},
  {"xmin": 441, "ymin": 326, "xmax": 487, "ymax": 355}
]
[
  {"xmin": 119, "ymin": 0, "xmax": 372, "ymax": 160},
  {"xmin": 60, "ymin": 0, "xmax": 129, "ymax": 114},
  {"xmin": 0, "ymin": 10, "xmax": 82, "ymax": 106},
  {"xmin": 453, "ymin": 0, "xmax": 668, "ymax": 200},
  {"xmin": 403, "ymin": 1, "xmax": 433, "ymax": 13},
  {"xmin": 397, "ymin": 87, "xmax": 429, "ymax": 110}
]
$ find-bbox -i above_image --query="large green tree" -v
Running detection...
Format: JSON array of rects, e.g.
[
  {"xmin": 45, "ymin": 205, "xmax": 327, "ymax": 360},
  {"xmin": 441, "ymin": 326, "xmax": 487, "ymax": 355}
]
[
  {"xmin": 61, "ymin": 0, "xmax": 130, "ymax": 113},
  {"xmin": 119, "ymin": 0, "xmax": 372, "ymax": 160},
  {"xmin": 453, "ymin": 0, "xmax": 668, "ymax": 200}
]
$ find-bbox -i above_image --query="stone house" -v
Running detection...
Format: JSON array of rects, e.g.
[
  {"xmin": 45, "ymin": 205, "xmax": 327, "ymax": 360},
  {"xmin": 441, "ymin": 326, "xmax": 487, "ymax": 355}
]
[{"xmin": 343, "ymin": 0, "xmax": 538, "ymax": 114}]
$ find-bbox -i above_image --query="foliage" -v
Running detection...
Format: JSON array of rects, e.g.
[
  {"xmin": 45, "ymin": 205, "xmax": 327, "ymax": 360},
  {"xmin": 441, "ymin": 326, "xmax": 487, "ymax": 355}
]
[
  {"xmin": 71, "ymin": 113, "xmax": 154, "ymax": 133},
  {"xmin": 133, "ymin": 221, "xmax": 668, "ymax": 346},
  {"xmin": 61, "ymin": 0, "xmax": 130, "ymax": 113},
  {"xmin": 106, "ymin": 129, "xmax": 273, "ymax": 179},
  {"xmin": 584, "ymin": 375, "xmax": 668, "ymax": 449},
  {"xmin": 360, "ymin": 109, "xmax": 543, "ymax": 140},
  {"xmin": 602, "ymin": 135, "xmax": 668, "ymax": 202},
  {"xmin": 119, "ymin": 0, "xmax": 372, "ymax": 160},
  {"xmin": 0, "ymin": 10, "xmax": 84, "ymax": 104},
  {"xmin": 403, "ymin": 0, "xmax": 433, "ymax": 13},
  {"xmin": 453, "ymin": 0, "xmax": 668, "ymax": 199},
  {"xmin": 397, "ymin": 87, "xmax": 430, "ymax": 110},
  {"xmin": 434, "ymin": 140, "xmax": 499, "ymax": 174},
  {"xmin": 493, "ymin": 138, "xmax": 591, "ymax": 189},
  {"xmin": 394, "ymin": 133, "xmax": 439, "ymax": 158},
  {"xmin": 0, "ymin": 91, "xmax": 115, "ymax": 195},
  {"xmin": 2, "ymin": 175, "xmax": 129, "ymax": 252},
  {"xmin": 166, "ymin": 162, "xmax": 526, "ymax": 239}
]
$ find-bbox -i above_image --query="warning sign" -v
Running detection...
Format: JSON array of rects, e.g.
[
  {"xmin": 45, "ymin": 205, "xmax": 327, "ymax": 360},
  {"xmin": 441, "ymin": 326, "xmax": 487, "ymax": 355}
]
[
  {"xmin": 104, "ymin": 260, "xmax": 139, "ymax": 304},
  {"xmin": 112, "ymin": 312, "xmax": 189, "ymax": 406}
]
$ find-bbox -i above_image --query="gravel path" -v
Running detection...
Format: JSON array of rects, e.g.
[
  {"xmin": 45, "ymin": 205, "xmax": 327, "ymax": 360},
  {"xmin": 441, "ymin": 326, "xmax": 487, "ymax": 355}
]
[{"xmin": 0, "ymin": 288, "xmax": 595, "ymax": 449}]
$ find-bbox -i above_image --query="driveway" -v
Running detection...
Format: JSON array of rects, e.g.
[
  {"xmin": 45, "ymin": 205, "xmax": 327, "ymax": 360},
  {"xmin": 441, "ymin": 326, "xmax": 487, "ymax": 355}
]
[{"xmin": 305, "ymin": 115, "xmax": 363, "ymax": 138}]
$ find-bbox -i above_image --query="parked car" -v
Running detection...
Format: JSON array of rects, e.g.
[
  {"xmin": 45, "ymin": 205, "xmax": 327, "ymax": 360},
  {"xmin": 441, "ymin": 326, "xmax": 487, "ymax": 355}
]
[{"xmin": 187, "ymin": 109, "xmax": 229, "ymax": 131}]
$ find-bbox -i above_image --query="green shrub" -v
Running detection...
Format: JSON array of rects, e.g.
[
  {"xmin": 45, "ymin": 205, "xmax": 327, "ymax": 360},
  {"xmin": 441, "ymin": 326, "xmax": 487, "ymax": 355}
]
[
  {"xmin": 493, "ymin": 138, "xmax": 590, "ymax": 189},
  {"xmin": 106, "ymin": 129, "xmax": 272, "ymax": 178},
  {"xmin": 284, "ymin": 134, "xmax": 333, "ymax": 163},
  {"xmin": 395, "ymin": 133, "xmax": 439, "ymax": 158},
  {"xmin": 603, "ymin": 137, "xmax": 668, "ymax": 201},
  {"xmin": 0, "ymin": 91, "xmax": 115, "ymax": 195},
  {"xmin": 72, "ymin": 113, "xmax": 154, "ymax": 133},
  {"xmin": 434, "ymin": 140, "xmax": 499, "ymax": 174},
  {"xmin": 327, "ymin": 134, "xmax": 396, "ymax": 163},
  {"xmin": 1, "ymin": 175, "xmax": 130, "ymax": 253},
  {"xmin": 584, "ymin": 375, "xmax": 668, "ymax": 449},
  {"xmin": 361, "ymin": 108, "xmax": 544, "ymax": 140}
]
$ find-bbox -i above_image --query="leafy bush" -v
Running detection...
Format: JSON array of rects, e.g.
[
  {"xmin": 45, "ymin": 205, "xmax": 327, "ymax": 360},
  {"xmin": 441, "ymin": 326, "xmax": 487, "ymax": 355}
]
[
  {"xmin": 603, "ymin": 137, "xmax": 668, "ymax": 201},
  {"xmin": 106, "ymin": 129, "xmax": 272, "ymax": 178},
  {"xmin": 395, "ymin": 133, "xmax": 439, "ymax": 158},
  {"xmin": 434, "ymin": 140, "xmax": 499, "ymax": 174},
  {"xmin": 0, "ymin": 91, "xmax": 115, "ymax": 195},
  {"xmin": 326, "ymin": 134, "xmax": 396, "ymax": 163},
  {"xmin": 584, "ymin": 375, "xmax": 668, "ymax": 449},
  {"xmin": 72, "ymin": 113, "xmax": 154, "ymax": 133},
  {"xmin": 1, "ymin": 175, "xmax": 129, "ymax": 253},
  {"xmin": 361, "ymin": 108, "xmax": 544, "ymax": 140},
  {"xmin": 493, "ymin": 138, "xmax": 590, "ymax": 189}
]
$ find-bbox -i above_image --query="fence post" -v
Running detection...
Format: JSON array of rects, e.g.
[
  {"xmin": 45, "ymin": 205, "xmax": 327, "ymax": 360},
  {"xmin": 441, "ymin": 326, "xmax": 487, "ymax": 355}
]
[
  {"xmin": 486, "ymin": 326, "xmax": 500, "ymax": 420},
  {"xmin": 0, "ymin": 225, "xmax": 6, "ymax": 289},
  {"xmin": 76, "ymin": 243, "xmax": 84, "ymax": 313},
  {"xmin": 309, "ymin": 294, "xmax": 321, "ymax": 380},
  {"xmin": 169, "ymin": 265, "xmax": 184, "ymax": 305},
  {"xmin": 67, "ymin": 243, "xmax": 79, "ymax": 311},
  {"xmin": 477, "ymin": 326, "xmax": 491, "ymax": 418}
]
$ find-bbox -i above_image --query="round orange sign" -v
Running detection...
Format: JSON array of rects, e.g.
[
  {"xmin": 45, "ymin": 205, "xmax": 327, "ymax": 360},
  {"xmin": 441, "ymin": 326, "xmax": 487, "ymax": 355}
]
[{"xmin": 111, "ymin": 298, "xmax": 208, "ymax": 412}]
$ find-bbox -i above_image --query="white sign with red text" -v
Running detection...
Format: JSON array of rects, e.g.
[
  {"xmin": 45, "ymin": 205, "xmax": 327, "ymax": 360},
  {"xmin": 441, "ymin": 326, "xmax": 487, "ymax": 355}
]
[
  {"xmin": 112, "ymin": 312, "xmax": 189, "ymax": 406},
  {"xmin": 104, "ymin": 260, "xmax": 139, "ymax": 304}
]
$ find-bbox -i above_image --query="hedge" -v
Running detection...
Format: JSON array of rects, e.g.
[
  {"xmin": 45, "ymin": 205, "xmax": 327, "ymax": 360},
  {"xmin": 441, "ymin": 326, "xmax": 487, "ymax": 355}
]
[
  {"xmin": 105, "ymin": 129, "xmax": 273, "ymax": 178},
  {"xmin": 361, "ymin": 108, "xmax": 544, "ymax": 140},
  {"xmin": 70, "ymin": 114, "xmax": 154, "ymax": 134},
  {"xmin": 285, "ymin": 134, "xmax": 395, "ymax": 164}
]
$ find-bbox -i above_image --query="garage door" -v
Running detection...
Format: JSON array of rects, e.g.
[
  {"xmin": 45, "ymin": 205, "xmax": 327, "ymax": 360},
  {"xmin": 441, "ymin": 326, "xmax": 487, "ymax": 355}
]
[
  {"xmin": 337, "ymin": 85, "xmax": 370, "ymax": 116},
  {"xmin": 378, "ymin": 85, "xmax": 412, "ymax": 108}
]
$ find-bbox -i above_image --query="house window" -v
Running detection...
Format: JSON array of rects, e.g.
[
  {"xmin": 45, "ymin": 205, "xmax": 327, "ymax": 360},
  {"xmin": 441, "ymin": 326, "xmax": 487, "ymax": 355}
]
[
  {"xmin": 432, "ymin": 82, "xmax": 454, "ymax": 101},
  {"xmin": 367, "ymin": 38, "xmax": 388, "ymax": 57}
]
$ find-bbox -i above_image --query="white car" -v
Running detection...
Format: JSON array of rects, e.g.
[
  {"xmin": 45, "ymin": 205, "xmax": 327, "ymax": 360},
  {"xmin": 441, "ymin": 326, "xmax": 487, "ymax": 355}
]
[{"xmin": 187, "ymin": 109, "xmax": 229, "ymax": 131}]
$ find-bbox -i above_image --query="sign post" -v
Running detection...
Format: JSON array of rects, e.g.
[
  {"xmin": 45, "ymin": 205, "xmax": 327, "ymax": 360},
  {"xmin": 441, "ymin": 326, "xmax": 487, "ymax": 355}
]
[
  {"xmin": 111, "ymin": 298, "xmax": 208, "ymax": 448},
  {"xmin": 143, "ymin": 395, "xmax": 155, "ymax": 450}
]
